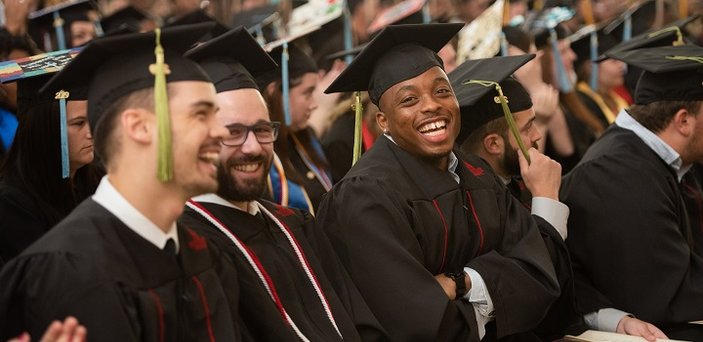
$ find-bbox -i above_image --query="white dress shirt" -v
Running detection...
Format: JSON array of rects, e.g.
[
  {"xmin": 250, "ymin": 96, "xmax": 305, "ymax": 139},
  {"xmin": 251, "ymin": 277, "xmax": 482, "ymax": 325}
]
[{"xmin": 92, "ymin": 176, "xmax": 179, "ymax": 252}]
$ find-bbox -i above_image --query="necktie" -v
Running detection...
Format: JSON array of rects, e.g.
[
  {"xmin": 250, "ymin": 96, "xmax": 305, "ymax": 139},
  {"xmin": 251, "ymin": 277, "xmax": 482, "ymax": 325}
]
[{"xmin": 163, "ymin": 238, "xmax": 177, "ymax": 256}]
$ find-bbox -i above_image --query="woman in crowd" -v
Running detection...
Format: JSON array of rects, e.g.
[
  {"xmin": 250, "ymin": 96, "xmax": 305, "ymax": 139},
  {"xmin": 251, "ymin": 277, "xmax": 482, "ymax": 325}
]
[{"xmin": 0, "ymin": 73, "xmax": 100, "ymax": 265}]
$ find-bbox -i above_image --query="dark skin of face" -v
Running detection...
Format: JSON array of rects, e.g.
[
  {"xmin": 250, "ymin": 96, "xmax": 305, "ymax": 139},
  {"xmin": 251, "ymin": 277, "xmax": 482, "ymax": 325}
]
[{"xmin": 376, "ymin": 66, "xmax": 461, "ymax": 171}]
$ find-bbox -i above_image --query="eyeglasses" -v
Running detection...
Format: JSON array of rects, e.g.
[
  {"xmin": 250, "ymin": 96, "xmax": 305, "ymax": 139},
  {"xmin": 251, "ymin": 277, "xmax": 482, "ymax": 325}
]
[{"xmin": 222, "ymin": 121, "xmax": 281, "ymax": 147}]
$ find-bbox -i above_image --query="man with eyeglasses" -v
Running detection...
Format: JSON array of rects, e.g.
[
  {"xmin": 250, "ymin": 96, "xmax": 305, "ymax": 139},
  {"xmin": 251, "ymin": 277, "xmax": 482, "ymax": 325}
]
[{"xmin": 179, "ymin": 28, "xmax": 374, "ymax": 341}]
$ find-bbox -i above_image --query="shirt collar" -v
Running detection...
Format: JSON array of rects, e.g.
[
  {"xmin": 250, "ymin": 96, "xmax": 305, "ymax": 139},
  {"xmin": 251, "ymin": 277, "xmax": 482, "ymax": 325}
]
[
  {"xmin": 191, "ymin": 193, "xmax": 260, "ymax": 216},
  {"xmin": 384, "ymin": 133, "xmax": 461, "ymax": 184},
  {"xmin": 92, "ymin": 176, "xmax": 179, "ymax": 252},
  {"xmin": 615, "ymin": 109, "xmax": 691, "ymax": 182}
]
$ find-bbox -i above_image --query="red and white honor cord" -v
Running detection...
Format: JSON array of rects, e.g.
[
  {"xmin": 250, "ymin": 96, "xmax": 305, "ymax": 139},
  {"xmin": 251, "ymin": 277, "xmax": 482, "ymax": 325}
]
[{"xmin": 186, "ymin": 200, "xmax": 342, "ymax": 341}]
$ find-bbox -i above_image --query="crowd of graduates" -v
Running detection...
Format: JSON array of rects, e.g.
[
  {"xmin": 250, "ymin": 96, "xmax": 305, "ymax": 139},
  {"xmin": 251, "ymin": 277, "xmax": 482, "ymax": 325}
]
[{"xmin": 0, "ymin": 0, "xmax": 702, "ymax": 340}]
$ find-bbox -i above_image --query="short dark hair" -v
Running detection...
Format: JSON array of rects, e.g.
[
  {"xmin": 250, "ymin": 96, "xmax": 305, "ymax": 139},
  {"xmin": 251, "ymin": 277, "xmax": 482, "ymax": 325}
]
[
  {"xmin": 93, "ymin": 88, "xmax": 153, "ymax": 168},
  {"xmin": 627, "ymin": 100, "xmax": 702, "ymax": 133},
  {"xmin": 459, "ymin": 117, "xmax": 508, "ymax": 154}
]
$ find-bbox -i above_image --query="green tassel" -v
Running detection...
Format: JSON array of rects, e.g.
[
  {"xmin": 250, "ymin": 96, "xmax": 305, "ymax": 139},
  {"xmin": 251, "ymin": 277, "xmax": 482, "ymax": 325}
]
[
  {"xmin": 151, "ymin": 28, "xmax": 173, "ymax": 182},
  {"xmin": 352, "ymin": 91, "xmax": 363, "ymax": 166},
  {"xmin": 464, "ymin": 80, "xmax": 531, "ymax": 164},
  {"xmin": 647, "ymin": 26, "xmax": 685, "ymax": 46},
  {"xmin": 666, "ymin": 55, "xmax": 703, "ymax": 64}
]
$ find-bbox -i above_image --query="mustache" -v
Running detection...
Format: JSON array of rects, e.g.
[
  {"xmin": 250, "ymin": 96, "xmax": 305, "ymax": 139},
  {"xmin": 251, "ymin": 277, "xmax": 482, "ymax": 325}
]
[{"xmin": 224, "ymin": 155, "xmax": 266, "ymax": 168}]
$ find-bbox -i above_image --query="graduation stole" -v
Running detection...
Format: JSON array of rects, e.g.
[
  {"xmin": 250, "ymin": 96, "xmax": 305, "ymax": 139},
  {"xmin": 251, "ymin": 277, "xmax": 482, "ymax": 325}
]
[
  {"xmin": 290, "ymin": 133, "xmax": 333, "ymax": 191},
  {"xmin": 185, "ymin": 200, "xmax": 342, "ymax": 341}
]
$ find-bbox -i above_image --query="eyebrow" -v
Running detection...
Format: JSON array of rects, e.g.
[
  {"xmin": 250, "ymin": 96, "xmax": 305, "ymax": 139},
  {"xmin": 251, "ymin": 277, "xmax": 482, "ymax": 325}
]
[{"xmin": 191, "ymin": 100, "xmax": 216, "ymax": 110}]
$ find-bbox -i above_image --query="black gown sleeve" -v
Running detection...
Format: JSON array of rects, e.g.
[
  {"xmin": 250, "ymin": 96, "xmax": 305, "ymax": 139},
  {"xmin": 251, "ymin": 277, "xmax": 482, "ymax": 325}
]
[
  {"xmin": 562, "ymin": 154, "xmax": 703, "ymax": 326},
  {"xmin": 0, "ymin": 252, "xmax": 137, "ymax": 341},
  {"xmin": 316, "ymin": 177, "xmax": 479, "ymax": 341}
]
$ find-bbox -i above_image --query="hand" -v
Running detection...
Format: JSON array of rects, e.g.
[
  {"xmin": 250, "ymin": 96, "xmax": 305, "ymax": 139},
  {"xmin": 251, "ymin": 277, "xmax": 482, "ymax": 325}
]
[
  {"xmin": 434, "ymin": 273, "xmax": 456, "ymax": 300},
  {"xmin": 314, "ymin": 59, "xmax": 346, "ymax": 109},
  {"xmin": 308, "ymin": 59, "xmax": 347, "ymax": 136},
  {"xmin": 616, "ymin": 316, "xmax": 667, "ymax": 342},
  {"xmin": 4, "ymin": 0, "xmax": 35, "ymax": 35},
  {"xmin": 8, "ymin": 317, "xmax": 87, "ymax": 342},
  {"xmin": 530, "ymin": 83, "xmax": 559, "ymax": 124},
  {"xmin": 518, "ymin": 148, "xmax": 562, "ymax": 200}
]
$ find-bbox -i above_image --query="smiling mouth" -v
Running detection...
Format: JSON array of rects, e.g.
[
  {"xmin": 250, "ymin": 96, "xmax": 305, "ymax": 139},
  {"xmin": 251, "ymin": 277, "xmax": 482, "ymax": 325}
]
[
  {"xmin": 233, "ymin": 162, "xmax": 261, "ymax": 173},
  {"xmin": 199, "ymin": 152, "xmax": 219, "ymax": 165},
  {"xmin": 418, "ymin": 119, "xmax": 448, "ymax": 136}
]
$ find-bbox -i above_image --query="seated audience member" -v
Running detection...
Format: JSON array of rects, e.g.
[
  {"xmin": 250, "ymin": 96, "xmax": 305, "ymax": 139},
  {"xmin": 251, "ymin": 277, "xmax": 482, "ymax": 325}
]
[
  {"xmin": 0, "ymin": 24, "xmax": 241, "ymax": 340},
  {"xmin": 317, "ymin": 23, "xmax": 567, "ymax": 341},
  {"xmin": 0, "ymin": 69, "xmax": 99, "ymax": 265},
  {"xmin": 561, "ymin": 44, "xmax": 703, "ymax": 340}
]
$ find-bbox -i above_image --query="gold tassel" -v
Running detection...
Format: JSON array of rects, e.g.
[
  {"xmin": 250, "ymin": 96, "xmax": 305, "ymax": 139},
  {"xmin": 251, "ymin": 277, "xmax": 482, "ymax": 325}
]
[
  {"xmin": 351, "ymin": 91, "xmax": 363, "ymax": 166},
  {"xmin": 149, "ymin": 28, "xmax": 173, "ymax": 182},
  {"xmin": 464, "ymin": 80, "xmax": 531, "ymax": 163}
]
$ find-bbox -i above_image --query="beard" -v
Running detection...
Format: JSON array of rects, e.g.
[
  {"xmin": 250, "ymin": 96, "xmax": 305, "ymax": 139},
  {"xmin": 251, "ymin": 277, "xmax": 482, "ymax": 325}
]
[
  {"xmin": 216, "ymin": 154, "xmax": 271, "ymax": 202},
  {"xmin": 501, "ymin": 137, "xmax": 539, "ymax": 177}
]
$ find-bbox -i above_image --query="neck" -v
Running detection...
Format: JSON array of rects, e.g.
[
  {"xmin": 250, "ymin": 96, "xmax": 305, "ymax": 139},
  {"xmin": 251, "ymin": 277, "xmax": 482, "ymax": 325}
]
[
  {"xmin": 229, "ymin": 199, "xmax": 250, "ymax": 212},
  {"xmin": 110, "ymin": 168, "xmax": 185, "ymax": 233}
]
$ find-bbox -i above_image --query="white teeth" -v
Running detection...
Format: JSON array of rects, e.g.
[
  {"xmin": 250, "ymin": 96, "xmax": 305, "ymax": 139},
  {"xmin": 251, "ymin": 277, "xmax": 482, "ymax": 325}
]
[
  {"xmin": 418, "ymin": 120, "xmax": 447, "ymax": 134},
  {"xmin": 233, "ymin": 163, "xmax": 260, "ymax": 172},
  {"xmin": 199, "ymin": 152, "xmax": 219, "ymax": 164}
]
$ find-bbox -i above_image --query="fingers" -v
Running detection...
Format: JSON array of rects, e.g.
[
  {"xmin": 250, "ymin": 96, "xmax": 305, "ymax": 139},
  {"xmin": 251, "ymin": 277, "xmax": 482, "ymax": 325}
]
[
  {"xmin": 39, "ymin": 321, "xmax": 63, "ymax": 342},
  {"xmin": 39, "ymin": 317, "xmax": 86, "ymax": 342},
  {"xmin": 8, "ymin": 332, "xmax": 31, "ymax": 342},
  {"xmin": 647, "ymin": 323, "xmax": 668, "ymax": 339},
  {"xmin": 517, "ymin": 146, "xmax": 529, "ymax": 174}
]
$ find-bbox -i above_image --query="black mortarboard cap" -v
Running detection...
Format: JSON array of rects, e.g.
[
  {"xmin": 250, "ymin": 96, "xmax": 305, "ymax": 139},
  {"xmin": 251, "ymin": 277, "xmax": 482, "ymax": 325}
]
[
  {"xmin": 529, "ymin": 6, "xmax": 575, "ymax": 48},
  {"xmin": 503, "ymin": 25, "xmax": 532, "ymax": 53},
  {"xmin": 166, "ymin": 9, "xmax": 230, "ymax": 41},
  {"xmin": 186, "ymin": 26, "xmax": 277, "ymax": 92},
  {"xmin": 100, "ymin": 6, "xmax": 148, "ymax": 34},
  {"xmin": 569, "ymin": 25, "xmax": 620, "ymax": 69},
  {"xmin": 256, "ymin": 25, "xmax": 321, "ymax": 89},
  {"xmin": 603, "ymin": 0, "xmax": 658, "ymax": 41},
  {"xmin": 41, "ymin": 23, "xmax": 214, "ymax": 182},
  {"xmin": 599, "ymin": 15, "xmax": 700, "ymax": 62},
  {"xmin": 367, "ymin": 0, "xmax": 426, "ymax": 36},
  {"xmin": 325, "ymin": 43, "xmax": 366, "ymax": 61},
  {"xmin": 41, "ymin": 23, "xmax": 213, "ymax": 132},
  {"xmin": 0, "ymin": 48, "xmax": 87, "ymax": 178},
  {"xmin": 230, "ymin": 3, "xmax": 279, "ymax": 31},
  {"xmin": 325, "ymin": 23, "xmax": 463, "ymax": 105},
  {"xmin": 607, "ymin": 44, "xmax": 703, "ymax": 104},
  {"xmin": 28, "ymin": 0, "xmax": 100, "ymax": 51},
  {"xmin": 449, "ymin": 54, "xmax": 535, "ymax": 144},
  {"xmin": 0, "ymin": 47, "xmax": 84, "ymax": 115}
]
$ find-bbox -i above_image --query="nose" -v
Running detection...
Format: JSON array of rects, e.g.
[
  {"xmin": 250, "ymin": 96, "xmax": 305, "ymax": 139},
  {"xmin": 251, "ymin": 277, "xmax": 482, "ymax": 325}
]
[
  {"xmin": 309, "ymin": 97, "xmax": 319, "ymax": 112},
  {"xmin": 240, "ymin": 130, "xmax": 264, "ymax": 155},
  {"xmin": 421, "ymin": 94, "xmax": 441, "ymax": 113},
  {"xmin": 210, "ymin": 120, "xmax": 230, "ymax": 141},
  {"xmin": 531, "ymin": 126, "xmax": 543, "ymax": 145}
]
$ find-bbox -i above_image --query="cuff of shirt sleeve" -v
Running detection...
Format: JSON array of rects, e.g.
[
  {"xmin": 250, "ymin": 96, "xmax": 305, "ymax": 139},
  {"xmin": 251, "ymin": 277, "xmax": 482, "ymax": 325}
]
[
  {"xmin": 463, "ymin": 267, "xmax": 495, "ymax": 340},
  {"xmin": 531, "ymin": 197, "xmax": 569, "ymax": 240},
  {"xmin": 584, "ymin": 308, "xmax": 631, "ymax": 332}
]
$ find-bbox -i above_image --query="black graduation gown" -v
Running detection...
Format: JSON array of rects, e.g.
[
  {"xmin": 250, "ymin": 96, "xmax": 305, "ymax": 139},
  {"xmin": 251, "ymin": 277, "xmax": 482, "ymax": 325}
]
[
  {"xmin": 505, "ymin": 177, "xmax": 586, "ymax": 340},
  {"xmin": 179, "ymin": 199, "xmax": 374, "ymax": 342},
  {"xmin": 315, "ymin": 136, "xmax": 561, "ymax": 341},
  {"xmin": 322, "ymin": 112, "xmax": 365, "ymax": 184},
  {"xmin": 0, "ymin": 199, "xmax": 240, "ymax": 341},
  {"xmin": 561, "ymin": 126, "xmax": 703, "ymax": 339},
  {"xmin": 0, "ymin": 182, "xmax": 53, "ymax": 265}
]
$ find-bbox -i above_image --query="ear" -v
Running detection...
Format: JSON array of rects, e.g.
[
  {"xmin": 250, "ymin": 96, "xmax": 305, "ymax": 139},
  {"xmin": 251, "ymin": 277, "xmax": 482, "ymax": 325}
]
[
  {"xmin": 483, "ymin": 133, "xmax": 504, "ymax": 155},
  {"xmin": 266, "ymin": 82, "xmax": 277, "ymax": 97},
  {"xmin": 672, "ymin": 108, "xmax": 695, "ymax": 137},
  {"xmin": 376, "ymin": 111, "xmax": 388, "ymax": 134},
  {"xmin": 120, "ymin": 108, "xmax": 153, "ymax": 145}
]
